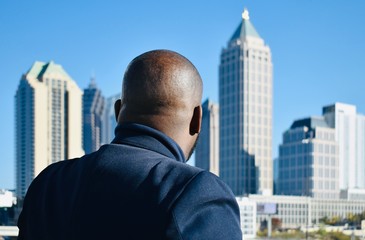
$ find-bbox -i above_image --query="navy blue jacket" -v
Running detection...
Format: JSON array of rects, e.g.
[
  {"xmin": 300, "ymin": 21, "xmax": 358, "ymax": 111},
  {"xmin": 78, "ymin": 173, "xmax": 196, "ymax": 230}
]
[{"xmin": 18, "ymin": 123, "xmax": 242, "ymax": 239}]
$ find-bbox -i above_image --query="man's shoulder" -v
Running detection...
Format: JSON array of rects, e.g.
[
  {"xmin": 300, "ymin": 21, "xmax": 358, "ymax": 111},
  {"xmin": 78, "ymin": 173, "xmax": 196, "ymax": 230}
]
[
  {"xmin": 166, "ymin": 171, "xmax": 242, "ymax": 239},
  {"xmin": 179, "ymin": 170, "xmax": 236, "ymax": 201}
]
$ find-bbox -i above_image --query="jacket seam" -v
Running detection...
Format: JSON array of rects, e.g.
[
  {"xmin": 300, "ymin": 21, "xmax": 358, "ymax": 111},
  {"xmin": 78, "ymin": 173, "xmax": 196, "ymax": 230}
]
[{"xmin": 168, "ymin": 171, "xmax": 205, "ymax": 239}]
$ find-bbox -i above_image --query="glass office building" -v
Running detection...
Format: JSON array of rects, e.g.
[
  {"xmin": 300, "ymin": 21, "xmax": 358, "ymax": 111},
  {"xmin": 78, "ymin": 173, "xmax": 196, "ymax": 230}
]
[{"xmin": 83, "ymin": 78, "xmax": 105, "ymax": 154}]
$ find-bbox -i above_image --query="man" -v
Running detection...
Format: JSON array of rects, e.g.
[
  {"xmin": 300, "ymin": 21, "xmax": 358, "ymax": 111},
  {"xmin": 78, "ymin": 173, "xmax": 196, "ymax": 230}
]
[{"xmin": 18, "ymin": 50, "xmax": 242, "ymax": 239}]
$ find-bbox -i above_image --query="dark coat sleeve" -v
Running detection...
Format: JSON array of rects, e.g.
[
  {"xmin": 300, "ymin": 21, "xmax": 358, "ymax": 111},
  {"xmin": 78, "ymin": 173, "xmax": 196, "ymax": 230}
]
[{"xmin": 165, "ymin": 171, "xmax": 242, "ymax": 240}]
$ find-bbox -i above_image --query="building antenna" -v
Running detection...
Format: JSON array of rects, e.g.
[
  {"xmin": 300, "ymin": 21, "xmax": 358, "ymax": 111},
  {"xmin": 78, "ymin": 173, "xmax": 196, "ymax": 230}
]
[{"xmin": 90, "ymin": 70, "xmax": 96, "ymax": 88}]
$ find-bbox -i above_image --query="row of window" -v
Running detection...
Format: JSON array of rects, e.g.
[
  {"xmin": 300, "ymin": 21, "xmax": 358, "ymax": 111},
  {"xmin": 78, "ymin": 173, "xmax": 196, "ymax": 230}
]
[{"xmin": 280, "ymin": 143, "xmax": 337, "ymax": 156}]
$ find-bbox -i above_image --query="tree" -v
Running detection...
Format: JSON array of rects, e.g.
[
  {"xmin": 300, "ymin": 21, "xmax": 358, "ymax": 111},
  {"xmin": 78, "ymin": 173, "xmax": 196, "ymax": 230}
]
[{"xmin": 272, "ymin": 218, "xmax": 282, "ymax": 230}]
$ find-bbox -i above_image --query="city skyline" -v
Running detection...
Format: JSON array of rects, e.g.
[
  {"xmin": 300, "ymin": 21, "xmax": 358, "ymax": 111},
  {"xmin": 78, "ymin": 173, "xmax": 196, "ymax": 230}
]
[{"xmin": 1, "ymin": 1, "xmax": 365, "ymax": 189}]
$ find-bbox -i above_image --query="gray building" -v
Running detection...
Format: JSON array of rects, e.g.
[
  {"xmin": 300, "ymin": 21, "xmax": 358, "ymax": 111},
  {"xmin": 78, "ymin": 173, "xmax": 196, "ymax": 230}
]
[
  {"xmin": 101, "ymin": 93, "xmax": 120, "ymax": 145},
  {"xmin": 195, "ymin": 99, "xmax": 219, "ymax": 176},
  {"xmin": 219, "ymin": 9, "xmax": 273, "ymax": 195},
  {"xmin": 273, "ymin": 158, "xmax": 279, "ymax": 194},
  {"xmin": 277, "ymin": 117, "xmax": 339, "ymax": 199},
  {"xmin": 82, "ymin": 78, "xmax": 105, "ymax": 154}
]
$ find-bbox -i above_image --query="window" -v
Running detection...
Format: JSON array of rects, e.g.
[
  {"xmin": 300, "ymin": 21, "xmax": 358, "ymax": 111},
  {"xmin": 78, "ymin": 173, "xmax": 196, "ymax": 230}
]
[
  {"xmin": 325, "ymin": 145, "xmax": 329, "ymax": 154},
  {"xmin": 331, "ymin": 145, "xmax": 336, "ymax": 154},
  {"xmin": 325, "ymin": 157, "xmax": 329, "ymax": 166},
  {"xmin": 291, "ymin": 145, "xmax": 296, "ymax": 155},
  {"xmin": 331, "ymin": 169, "xmax": 336, "ymax": 178}
]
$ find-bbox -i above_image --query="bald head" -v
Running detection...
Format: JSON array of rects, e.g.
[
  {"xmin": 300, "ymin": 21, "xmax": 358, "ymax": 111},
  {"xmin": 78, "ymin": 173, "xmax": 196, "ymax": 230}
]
[
  {"xmin": 122, "ymin": 50, "xmax": 202, "ymax": 116},
  {"xmin": 114, "ymin": 50, "xmax": 203, "ymax": 160}
]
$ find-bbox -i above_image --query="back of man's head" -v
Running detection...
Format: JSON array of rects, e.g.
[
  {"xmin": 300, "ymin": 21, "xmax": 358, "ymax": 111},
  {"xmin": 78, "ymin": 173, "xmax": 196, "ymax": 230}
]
[{"xmin": 114, "ymin": 49, "xmax": 203, "ymax": 160}]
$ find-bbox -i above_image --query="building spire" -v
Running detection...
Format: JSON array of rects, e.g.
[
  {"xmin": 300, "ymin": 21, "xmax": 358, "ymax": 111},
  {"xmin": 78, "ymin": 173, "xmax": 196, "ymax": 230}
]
[
  {"xmin": 89, "ymin": 71, "xmax": 96, "ymax": 88},
  {"xmin": 242, "ymin": 8, "xmax": 249, "ymax": 20},
  {"xmin": 230, "ymin": 8, "xmax": 260, "ymax": 41}
]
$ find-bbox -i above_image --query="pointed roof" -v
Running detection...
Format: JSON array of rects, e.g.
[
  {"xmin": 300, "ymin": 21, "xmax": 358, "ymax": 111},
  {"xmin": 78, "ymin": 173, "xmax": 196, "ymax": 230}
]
[
  {"xmin": 26, "ymin": 61, "xmax": 72, "ymax": 80},
  {"xmin": 230, "ymin": 9, "xmax": 261, "ymax": 41}
]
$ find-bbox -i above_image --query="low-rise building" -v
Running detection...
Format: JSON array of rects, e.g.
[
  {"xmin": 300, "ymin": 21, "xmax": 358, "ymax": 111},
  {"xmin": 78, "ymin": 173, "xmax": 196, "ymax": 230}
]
[
  {"xmin": 240, "ymin": 194, "xmax": 365, "ymax": 230},
  {"xmin": 236, "ymin": 197, "xmax": 256, "ymax": 239}
]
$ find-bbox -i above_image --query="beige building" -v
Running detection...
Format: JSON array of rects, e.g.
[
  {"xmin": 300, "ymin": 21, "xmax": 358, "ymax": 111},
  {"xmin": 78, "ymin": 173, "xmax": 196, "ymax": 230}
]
[
  {"xmin": 219, "ymin": 9, "xmax": 273, "ymax": 195},
  {"xmin": 15, "ymin": 61, "xmax": 84, "ymax": 198}
]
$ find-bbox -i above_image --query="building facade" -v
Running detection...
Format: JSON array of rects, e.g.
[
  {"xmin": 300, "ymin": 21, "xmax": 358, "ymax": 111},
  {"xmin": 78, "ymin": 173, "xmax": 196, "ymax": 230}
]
[
  {"xmin": 323, "ymin": 103, "xmax": 365, "ymax": 189},
  {"xmin": 15, "ymin": 61, "xmax": 83, "ymax": 198},
  {"xmin": 101, "ymin": 93, "xmax": 120, "ymax": 145},
  {"xmin": 246, "ymin": 194, "xmax": 365, "ymax": 229},
  {"xmin": 83, "ymin": 78, "xmax": 105, "ymax": 154},
  {"xmin": 277, "ymin": 117, "xmax": 340, "ymax": 199},
  {"xmin": 340, "ymin": 188, "xmax": 365, "ymax": 201},
  {"xmin": 195, "ymin": 99, "xmax": 219, "ymax": 175},
  {"xmin": 219, "ymin": 9, "xmax": 273, "ymax": 195},
  {"xmin": 236, "ymin": 197, "xmax": 257, "ymax": 239}
]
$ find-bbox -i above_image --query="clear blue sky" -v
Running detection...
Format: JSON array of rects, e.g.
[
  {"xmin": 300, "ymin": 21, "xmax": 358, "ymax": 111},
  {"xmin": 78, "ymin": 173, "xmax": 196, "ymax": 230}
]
[{"xmin": 1, "ymin": 0, "xmax": 365, "ymax": 189}]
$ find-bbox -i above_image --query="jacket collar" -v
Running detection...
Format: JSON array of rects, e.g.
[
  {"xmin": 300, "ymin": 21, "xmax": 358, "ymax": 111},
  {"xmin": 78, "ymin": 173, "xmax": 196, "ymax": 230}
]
[{"xmin": 111, "ymin": 123, "xmax": 186, "ymax": 163}]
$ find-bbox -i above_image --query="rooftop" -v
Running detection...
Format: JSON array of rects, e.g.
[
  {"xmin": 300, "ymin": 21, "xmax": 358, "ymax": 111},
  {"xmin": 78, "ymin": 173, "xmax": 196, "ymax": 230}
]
[
  {"xmin": 290, "ymin": 116, "xmax": 331, "ymax": 130},
  {"xmin": 230, "ymin": 9, "xmax": 261, "ymax": 41},
  {"xmin": 26, "ymin": 60, "xmax": 72, "ymax": 81}
]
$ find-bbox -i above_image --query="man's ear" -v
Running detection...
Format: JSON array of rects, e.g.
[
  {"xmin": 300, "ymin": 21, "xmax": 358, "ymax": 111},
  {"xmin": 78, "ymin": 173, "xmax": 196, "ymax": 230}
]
[
  {"xmin": 189, "ymin": 105, "xmax": 202, "ymax": 135},
  {"xmin": 114, "ymin": 99, "xmax": 122, "ymax": 122}
]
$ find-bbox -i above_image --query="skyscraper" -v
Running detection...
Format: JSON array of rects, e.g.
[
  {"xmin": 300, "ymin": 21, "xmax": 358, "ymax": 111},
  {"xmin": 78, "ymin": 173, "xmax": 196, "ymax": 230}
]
[
  {"xmin": 83, "ymin": 78, "xmax": 105, "ymax": 154},
  {"xmin": 323, "ymin": 103, "xmax": 365, "ymax": 189},
  {"xmin": 101, "ymin": 93, "xmax": 120, "ymax": 145},
  {"xmin": 195, "ymin": 99, "xmax": 219, "ymax": 176},
  {"xmin": 277, "ymin": 117, "xmax": 339, "ymax": 199},
  {"xmin": 219, "ymin": 9, "xmax": 273, "ymax": 195},
  {"xmin": 15, "ymin": 61, "xmax": 83, "ymax": 198}
]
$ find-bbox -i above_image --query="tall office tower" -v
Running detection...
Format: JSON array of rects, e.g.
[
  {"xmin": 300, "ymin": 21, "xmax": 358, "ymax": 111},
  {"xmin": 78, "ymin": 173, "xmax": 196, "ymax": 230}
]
[
  {"xmin": 273, "ymin": 158, "xmax": 279, "ymax": 194},
  {"xmin": 101, "ymin": 93, "xmax": 120, "ymax": 144},
  {"xmin": 83, "ymin": 78, "xmax": 105, "ymax": 154},
  {"xmin": 195, "ymin": 99, "xmax": 219, "ymax": 176},
  {"xmin": 219, "ymin": 9, "xmax": 273, "ymax": 195},
  {"xmin": 277, "ymin": 117, "xmax": 339, "ymax": 199},
  {"xmin": 323, "ymin": 103, "xmax": 365, "ymax": 189},
  {"xmin": 15, "ymin": 61, "xmax": 84, "ymax": 198}
]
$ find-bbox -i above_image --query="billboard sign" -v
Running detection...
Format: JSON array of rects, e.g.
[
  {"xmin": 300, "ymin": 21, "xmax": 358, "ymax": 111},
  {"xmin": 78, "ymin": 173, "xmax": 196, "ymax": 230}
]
[{"xmin": 257, "ymin": 203, "xmax": 277, "ymax": 215}]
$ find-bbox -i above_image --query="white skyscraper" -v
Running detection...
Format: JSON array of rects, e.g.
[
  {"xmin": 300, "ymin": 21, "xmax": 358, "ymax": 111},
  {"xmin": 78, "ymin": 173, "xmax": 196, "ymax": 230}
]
[
  {"xmin": 219, "ymin": 9, "xmax": 273, "ymax": 195},
  {"xmin": 195, "ymin": 99, "xmax": 219, "ymax": 176},
  {"xmin": 323, "ymin": 102, "xmax": 365, "ymax": 189},
  {"xmin": 15, "ymin": 61, "xmax": 84, "ymax": 198}
]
